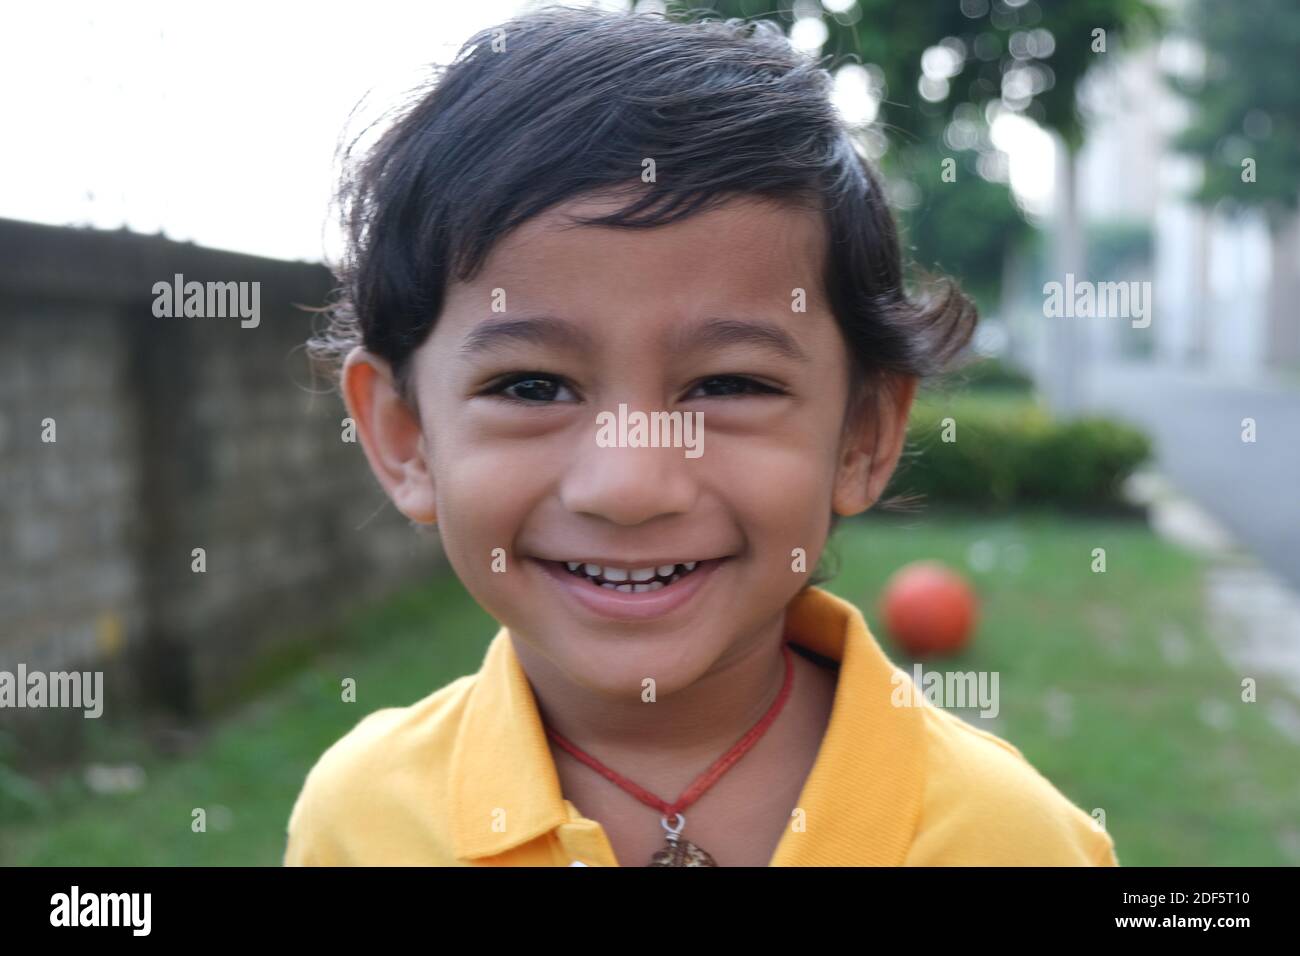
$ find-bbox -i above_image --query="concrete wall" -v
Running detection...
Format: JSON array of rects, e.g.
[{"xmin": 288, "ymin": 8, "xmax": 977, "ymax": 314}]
[{"xmin": 0, "ymin": 218, "xmax": 443, "ymax": 743}]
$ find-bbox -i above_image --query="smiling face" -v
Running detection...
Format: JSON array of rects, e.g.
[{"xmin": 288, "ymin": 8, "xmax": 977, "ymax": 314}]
[{"xmin": 343, "ymin": 193, "xmax": 915, "ymax": 700}]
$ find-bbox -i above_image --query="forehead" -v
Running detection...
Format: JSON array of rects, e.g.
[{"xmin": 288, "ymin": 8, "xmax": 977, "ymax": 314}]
[{"xmin": 450, "ymin": 193, "xmax": 829, "ymax": 317}]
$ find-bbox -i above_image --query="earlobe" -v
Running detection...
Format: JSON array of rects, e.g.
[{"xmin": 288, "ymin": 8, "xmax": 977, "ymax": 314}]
[
  {"xmin": 831, "ymin": 374, "xmax": 918, "ymax": 516},
  {"xmin": 831, "ymin": 446, "xmax": 874, "ymax": 518},
  {"xmin": 341, "ymin": 347, "xmax": 438, "ymax": 524}
]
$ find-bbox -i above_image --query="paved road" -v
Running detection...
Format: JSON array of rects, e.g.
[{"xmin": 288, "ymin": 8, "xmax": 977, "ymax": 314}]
[{"xmin": 1081, "ymin": 361, "xmax": 1300, "ymax": 591}]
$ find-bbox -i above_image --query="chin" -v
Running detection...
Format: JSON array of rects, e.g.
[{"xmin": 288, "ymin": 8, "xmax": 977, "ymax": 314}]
[{"xmin": 557, "ymin": 633, "xmax": 720, "ymax": 699}]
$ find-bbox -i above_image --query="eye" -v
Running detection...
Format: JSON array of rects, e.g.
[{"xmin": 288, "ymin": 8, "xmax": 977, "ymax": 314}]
[
  {"xmin": 484, "ymin": 372, "xmax": 577, "ymax": 404},
  {"xmin": 688, "ymin": 375, "xmax": 785, "ymax": 399}
]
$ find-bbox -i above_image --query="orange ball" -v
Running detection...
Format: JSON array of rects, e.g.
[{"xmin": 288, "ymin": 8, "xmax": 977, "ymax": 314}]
[{"xmin": 879, "ymin": 561, "xmax": 978, "ymax": 657}]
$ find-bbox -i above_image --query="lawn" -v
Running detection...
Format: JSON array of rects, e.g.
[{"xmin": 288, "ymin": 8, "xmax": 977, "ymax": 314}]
[{"xmin": 2, "ymin": 511, "xmax": 1298, "ymax": 865}]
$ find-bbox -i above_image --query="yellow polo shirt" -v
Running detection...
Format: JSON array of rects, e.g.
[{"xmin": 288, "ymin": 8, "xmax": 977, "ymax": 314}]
[{"xmin": 283, "ymin": 586, "xmax": 1118, "ymax": 866}]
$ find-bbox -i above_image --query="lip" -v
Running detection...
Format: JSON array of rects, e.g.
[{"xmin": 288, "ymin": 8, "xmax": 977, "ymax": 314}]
[{"xmin": 532, "ymin": 556, "xmax": 728, "ymax": 622}]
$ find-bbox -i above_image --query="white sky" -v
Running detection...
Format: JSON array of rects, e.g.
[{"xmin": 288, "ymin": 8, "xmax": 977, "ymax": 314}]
[
  {"xmin": 0, "ymin": 0, "xmax": 531, "ymax": 263},
  {"xmin": 0, "ymin": 0, "xmax": 1050, "ymax": 263}
]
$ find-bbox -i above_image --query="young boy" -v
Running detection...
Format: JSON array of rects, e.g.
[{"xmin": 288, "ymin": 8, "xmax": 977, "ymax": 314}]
[{"xmin": 285, "ymin": 6, "xmax": 1118, "ymax": 867}]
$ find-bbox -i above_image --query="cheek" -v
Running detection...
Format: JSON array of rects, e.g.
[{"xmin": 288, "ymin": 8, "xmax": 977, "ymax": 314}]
[
  {"xmin": 415, "ymin": 406, "xmax": 538, "ymax": 571},
  {"xmin": 710, "ymin": 433, "xmax": 837, "ymax": 560}
]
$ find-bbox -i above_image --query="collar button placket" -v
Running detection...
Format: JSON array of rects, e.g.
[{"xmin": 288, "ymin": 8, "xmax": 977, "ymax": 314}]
[{"xmin": 556, "ymin": 814, "xmax": 619, "ymax": 867}]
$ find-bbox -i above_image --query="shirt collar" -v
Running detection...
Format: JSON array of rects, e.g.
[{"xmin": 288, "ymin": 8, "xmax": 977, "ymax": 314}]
[{"xmin": 449, "ymin": 585, "xmax": 925, "ymax": 864}]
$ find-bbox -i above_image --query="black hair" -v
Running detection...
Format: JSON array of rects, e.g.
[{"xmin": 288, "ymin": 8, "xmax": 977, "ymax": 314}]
[{"xmin": 309, "ymin": 4, "xmax": 977, "ymax": 589}]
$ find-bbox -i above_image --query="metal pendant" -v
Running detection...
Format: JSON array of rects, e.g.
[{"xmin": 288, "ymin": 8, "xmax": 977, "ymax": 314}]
[{"xmin": 648, "ymin": 813, "xmax": 717, "ymax": 867}]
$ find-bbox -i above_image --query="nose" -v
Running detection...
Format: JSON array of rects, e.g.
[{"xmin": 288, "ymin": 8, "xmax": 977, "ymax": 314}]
[{"xmin": 558, "ymin": 419, "xmax": 701, "ymax": 526}]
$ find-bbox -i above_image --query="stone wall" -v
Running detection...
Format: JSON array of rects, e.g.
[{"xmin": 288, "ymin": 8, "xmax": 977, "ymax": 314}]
[{"xmin": 0, "ymin": 218, "xmax": 443, "ymax": 740}]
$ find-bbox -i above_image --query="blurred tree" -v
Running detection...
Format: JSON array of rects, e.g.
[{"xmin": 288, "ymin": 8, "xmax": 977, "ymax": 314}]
[
  {"xmin": 683, "ymin": 0, "xmax": 1157, "ymax": 149},
  {"xmin": 894, "ymin": 142, "xmax": 1024, "ymax": 310},
  {"xmin": 1171, "ymin": 0, "xmax": 1300, "ymax": 367},
  {"xmin": 676, "ymin": 0, "xmax": 1162, "ymax": 408}
]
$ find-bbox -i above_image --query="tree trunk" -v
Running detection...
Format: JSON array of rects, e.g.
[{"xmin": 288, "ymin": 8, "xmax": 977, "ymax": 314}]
[
  {"xmin": 1048, "ymin": 136, "xmax": 1087, "ymax": 415},
  {"xmin": 1265, "ymin": 207, "xmax": 1300, "ymax": 370}
]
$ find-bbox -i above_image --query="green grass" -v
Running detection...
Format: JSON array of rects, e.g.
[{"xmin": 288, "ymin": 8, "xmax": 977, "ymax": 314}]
[
  {"xmin": 821, "ymin": 511, "xmax": 1300, "ymax": 866},
  {"xmin": 0, "ymin": 572, "xmax": 496, "ymax": 865},
  {"xmin": 3, "ymin": 512, "xmax": 1298, "ymax": 865}
]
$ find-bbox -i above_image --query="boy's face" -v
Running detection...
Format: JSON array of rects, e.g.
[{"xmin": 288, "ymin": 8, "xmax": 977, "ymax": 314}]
[{"xmin": 345, "ymin": 194, "xmax": 915, "ymax": 699}]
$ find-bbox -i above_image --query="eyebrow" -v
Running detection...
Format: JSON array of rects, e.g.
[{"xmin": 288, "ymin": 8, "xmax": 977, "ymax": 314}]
[
  {"xmin": 671, "ymin": 317, "xmax": 809, "ymax": 363},
  {"xmin": 458, "ymin": 313, "xmax": 808, "ymax": 362},
  {"xmin": 459, "ymin": 315, "xmax": 595, "ymax": 356}
]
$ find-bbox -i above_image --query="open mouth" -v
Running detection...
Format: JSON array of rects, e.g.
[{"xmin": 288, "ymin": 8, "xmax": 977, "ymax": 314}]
[{"xmin": 553, "ymin": 560, "xmax": 708, "ymax": 592}]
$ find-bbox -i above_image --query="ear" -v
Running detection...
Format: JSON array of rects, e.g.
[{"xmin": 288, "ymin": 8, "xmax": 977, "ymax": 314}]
[
  {"xmin": 341, "ymin": 347, "xmax": 437, "ymax": 524},
  {"xmin": 831, "ymin": 373, "xmax": 918, "ymax": 516}
]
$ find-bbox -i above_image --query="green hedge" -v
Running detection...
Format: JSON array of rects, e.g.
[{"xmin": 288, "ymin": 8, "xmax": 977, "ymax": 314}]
[
  {"xmin": 940, "ymin": 357, "xmax": 1035, "ymax": 393},
  {"xmin": 891, "ymin": 398, "xmax": 1152, "ymax": 511}
]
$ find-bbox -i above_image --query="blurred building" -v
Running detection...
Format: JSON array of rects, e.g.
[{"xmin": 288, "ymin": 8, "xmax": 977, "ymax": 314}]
[{"xmin": 1074, "ymin": 10, "xmax": 1295, "ymax": 377}]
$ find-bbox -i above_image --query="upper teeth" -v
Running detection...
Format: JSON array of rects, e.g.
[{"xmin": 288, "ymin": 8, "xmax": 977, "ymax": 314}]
[{"xmin": 565, "ymin": 561, "xmax": 698, "ymax": 579}]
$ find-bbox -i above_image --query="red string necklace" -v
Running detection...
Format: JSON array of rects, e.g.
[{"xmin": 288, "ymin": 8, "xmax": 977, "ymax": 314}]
[{"xmin": 544, "ymin": 641, "xmax": 796, "ymax": 866}]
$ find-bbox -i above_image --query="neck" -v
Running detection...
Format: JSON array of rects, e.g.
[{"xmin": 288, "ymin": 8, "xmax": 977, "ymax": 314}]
[{"xmin": 515, "ymin": 614, "xmax": 792, "ymax": 770}]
